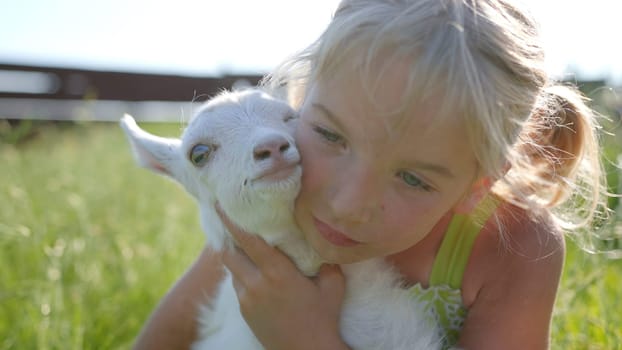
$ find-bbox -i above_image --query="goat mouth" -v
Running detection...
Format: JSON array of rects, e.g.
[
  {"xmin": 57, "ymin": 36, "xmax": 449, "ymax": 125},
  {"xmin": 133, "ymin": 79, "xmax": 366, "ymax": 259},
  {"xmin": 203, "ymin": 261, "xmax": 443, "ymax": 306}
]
[{"xmin": 251, "ymin": 164, "xmax": 300, "ymax": 184}]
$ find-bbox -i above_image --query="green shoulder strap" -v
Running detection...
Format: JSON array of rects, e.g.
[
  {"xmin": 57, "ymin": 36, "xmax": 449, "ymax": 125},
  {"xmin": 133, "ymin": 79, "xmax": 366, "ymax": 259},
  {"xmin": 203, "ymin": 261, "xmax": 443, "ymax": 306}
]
[{"xmin": 429, "ymin": 194, "xmax": 499, "ymax": 289}]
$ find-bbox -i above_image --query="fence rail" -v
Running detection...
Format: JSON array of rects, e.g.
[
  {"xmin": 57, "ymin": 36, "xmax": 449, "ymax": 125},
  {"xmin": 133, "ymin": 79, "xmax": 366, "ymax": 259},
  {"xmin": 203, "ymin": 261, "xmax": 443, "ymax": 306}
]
[{"xmin": 0, "ymin": 63, "xmax": 263, "ymax": 121}]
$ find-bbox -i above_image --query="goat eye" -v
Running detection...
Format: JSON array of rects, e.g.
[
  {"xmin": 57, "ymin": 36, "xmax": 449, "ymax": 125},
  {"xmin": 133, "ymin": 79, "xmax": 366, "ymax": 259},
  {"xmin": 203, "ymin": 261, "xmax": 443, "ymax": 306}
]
[{"xmin": 189, "ymin": 144, "xmax": 213, "ymax": 167}]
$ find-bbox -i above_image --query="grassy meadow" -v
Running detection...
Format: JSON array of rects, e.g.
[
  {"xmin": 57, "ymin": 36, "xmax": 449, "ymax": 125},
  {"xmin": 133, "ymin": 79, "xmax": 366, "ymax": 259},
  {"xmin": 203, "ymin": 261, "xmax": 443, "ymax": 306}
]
[{"xmin": 1, "ymin": 120, "xmax": 621, "ymax": 349}]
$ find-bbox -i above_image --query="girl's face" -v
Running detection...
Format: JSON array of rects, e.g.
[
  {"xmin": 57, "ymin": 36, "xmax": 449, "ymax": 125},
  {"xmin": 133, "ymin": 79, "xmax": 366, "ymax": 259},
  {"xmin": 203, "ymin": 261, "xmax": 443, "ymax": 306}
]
[{"xmin": 293, "ymin": 67, "xmax": 480, "ymax": 263}]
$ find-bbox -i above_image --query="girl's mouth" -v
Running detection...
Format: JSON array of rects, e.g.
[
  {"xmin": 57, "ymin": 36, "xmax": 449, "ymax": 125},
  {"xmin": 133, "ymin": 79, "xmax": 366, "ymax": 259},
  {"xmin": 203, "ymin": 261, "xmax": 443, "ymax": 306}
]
[{"xmin": 313, "ymin": 218, "xmax": 361, "ymax": 247}]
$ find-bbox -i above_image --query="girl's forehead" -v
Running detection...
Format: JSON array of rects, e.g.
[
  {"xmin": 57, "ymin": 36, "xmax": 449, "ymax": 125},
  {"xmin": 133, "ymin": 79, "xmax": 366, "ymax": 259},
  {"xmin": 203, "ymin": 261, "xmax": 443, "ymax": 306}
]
[
  {"xmin": 310, "ymin": 67, "xmax": 462, "ymax": 135},
  {"xmin": 308, "ymin": 74, "xmax": 472, "ymax": 152},
  {"xmin": 317, "ymin": 59, "xmax": 410, "ymax": 110}
]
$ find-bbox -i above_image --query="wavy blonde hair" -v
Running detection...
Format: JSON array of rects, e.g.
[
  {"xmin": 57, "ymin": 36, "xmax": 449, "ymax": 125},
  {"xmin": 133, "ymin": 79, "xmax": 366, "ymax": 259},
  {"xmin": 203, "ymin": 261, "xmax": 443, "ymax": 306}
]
[{"xmin": 263, "ymin": 0, "xmax": 607, "ymax": 239}]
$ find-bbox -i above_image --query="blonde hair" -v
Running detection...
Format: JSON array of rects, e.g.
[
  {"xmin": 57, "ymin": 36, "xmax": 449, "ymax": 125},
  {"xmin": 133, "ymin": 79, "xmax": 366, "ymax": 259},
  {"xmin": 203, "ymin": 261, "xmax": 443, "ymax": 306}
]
[{"xmin": 263, "ymin": 0, "xmax": 608, "ymax": 237}]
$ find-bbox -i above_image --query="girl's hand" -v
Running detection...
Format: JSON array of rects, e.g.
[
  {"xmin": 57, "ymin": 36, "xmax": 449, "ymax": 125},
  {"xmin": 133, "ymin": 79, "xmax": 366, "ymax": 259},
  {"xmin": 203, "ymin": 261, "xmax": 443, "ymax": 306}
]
[{"xmin": 216, "ymin": 205, "xmax": 351, "ymax": 350}]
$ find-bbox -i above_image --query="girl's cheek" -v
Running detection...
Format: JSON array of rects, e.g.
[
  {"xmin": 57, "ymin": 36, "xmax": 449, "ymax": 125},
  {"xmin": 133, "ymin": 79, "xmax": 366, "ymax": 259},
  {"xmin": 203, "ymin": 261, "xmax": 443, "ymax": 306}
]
[
  {"xmin": 297, "ymin": 142, "xmax": 321, "ymax": 189},
  {"xmin": 300, "ymin": 152, "xmax": 324, "ymax": 190}
]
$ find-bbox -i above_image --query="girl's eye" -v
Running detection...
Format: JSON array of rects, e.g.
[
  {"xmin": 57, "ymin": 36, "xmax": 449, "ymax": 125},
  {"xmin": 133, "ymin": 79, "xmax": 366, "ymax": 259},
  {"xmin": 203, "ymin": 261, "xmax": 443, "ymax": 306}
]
[
  {"xmin": 398, "ymin": 171, "xmax": 433, "ymax": 191},
  {"xmin": 313, "ymin": 125, "xmax": 343, "ymax": 144},
  {"xmin": 189, "ymin": 144, "xmax": 214, "ymax": 167}
]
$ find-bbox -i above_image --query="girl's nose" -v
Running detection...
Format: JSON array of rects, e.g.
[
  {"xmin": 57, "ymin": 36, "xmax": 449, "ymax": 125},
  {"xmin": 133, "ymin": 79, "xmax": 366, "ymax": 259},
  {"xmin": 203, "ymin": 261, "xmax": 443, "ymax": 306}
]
[{"xmin": 328, "ymin": 167, "xmax": 380, "ymax": 224}]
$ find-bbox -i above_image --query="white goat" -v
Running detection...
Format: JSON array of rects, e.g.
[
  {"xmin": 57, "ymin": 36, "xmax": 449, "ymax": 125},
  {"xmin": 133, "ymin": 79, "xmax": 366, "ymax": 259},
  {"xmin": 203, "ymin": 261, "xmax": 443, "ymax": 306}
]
[{"xmin": 120, "ymin": 89, "xmax": 442, "ymax": 350}]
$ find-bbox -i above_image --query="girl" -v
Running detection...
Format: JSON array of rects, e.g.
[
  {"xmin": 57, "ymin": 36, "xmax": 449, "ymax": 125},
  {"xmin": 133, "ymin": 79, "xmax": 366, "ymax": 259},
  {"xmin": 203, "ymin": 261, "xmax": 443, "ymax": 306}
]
[{"xmin": 134, "ymin": 0, "xmax": 606, "ymax": 349}]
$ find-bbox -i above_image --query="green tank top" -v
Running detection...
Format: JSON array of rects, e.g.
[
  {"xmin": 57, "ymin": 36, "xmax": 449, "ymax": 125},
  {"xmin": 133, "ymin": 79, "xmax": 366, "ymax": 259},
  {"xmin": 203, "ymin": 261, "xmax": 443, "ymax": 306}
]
[{"xmin": 408, "ymin": 195, "xmax": 499, "ymax": 348}]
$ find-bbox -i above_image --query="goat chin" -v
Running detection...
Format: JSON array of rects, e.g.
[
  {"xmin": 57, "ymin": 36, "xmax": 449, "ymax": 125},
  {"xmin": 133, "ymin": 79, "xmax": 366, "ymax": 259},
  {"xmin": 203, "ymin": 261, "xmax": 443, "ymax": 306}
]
[{"xmin": 121, "ymin": 88, "xmax": 443, "ymax": 350}]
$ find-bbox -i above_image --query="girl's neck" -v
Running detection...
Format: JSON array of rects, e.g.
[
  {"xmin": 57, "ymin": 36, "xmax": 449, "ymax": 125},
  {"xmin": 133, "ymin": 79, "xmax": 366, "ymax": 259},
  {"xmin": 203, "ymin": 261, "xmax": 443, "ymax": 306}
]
[{"xmin": 385, "ymin": 211, "xmax": 454, "ymax": 287}]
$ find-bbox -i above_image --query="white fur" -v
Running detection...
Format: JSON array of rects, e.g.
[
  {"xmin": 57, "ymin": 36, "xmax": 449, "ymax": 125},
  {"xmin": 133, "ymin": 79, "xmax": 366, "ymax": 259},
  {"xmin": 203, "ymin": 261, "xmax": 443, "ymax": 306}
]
[{"xmin": 120, "ymin": 89, "xmax": 442, "ymax": 349}]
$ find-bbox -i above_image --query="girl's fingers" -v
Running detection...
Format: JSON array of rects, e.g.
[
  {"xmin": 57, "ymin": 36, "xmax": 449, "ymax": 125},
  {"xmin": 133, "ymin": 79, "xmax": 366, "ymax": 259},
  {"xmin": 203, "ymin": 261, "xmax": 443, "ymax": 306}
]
[
  {"xmin": 221, "ymin": 247, "xmax": 256, "ymax": 282},
  {"xmin": 221, "ymin": 247, "xmax": 260, "ymax": 297},
  {"xmin": 316, "ymin": 264, "xmax": 346, "ymax": 309}
]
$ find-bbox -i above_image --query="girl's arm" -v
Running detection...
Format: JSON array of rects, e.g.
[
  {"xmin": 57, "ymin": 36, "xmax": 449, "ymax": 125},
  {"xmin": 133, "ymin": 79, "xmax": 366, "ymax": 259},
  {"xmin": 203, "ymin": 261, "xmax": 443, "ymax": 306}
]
[
  {"xmin": 457, "ymin": 212, "xmax": 565, "ymax": 349},
  {"xmin": 133, "ymin": 247, "xmax": 225, "ymax": 350}
]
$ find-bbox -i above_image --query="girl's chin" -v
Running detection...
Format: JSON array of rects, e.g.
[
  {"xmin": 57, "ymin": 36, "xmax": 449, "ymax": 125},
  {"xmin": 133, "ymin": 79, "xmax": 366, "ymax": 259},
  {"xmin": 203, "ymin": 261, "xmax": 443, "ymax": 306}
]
[{"xmin": 310, "ymin": 241, "xmax": 376, "ymax": 264}]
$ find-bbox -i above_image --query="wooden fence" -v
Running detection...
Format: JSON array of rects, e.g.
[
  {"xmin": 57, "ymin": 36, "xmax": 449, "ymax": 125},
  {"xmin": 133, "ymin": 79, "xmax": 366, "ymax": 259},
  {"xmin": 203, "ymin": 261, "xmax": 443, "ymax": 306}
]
[{"xmin": 0, "ymin": 63, "xmax": 263, "ymax": 121}]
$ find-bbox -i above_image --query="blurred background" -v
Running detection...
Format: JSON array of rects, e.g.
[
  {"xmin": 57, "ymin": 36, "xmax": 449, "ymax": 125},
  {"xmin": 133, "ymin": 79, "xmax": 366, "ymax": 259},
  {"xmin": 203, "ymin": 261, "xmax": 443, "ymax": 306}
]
[
  {"xmin": 0, "ymin": 0, "xmax": 337, "ymax": 122},
  {"xmin": 1, "ymin": 1, "xmax": 621, "ymax": 349},
  {"xmin": 0, "ymin": 0, "xmax": 621, "ymax": 122}
]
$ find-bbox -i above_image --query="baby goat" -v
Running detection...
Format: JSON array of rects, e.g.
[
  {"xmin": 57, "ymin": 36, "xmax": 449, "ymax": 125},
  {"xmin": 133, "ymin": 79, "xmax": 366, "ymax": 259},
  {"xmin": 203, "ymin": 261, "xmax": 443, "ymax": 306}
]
[{"xmin": 120, "ymin": 89, "xmax": 441, "ymax": 349}]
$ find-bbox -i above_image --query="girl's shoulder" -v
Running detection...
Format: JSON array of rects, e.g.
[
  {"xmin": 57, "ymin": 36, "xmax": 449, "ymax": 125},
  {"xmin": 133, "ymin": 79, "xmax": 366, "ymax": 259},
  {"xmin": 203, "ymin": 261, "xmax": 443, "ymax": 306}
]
[{"xmin": 461, "ymin": 200, "xmax": 566, "ymax": 308}]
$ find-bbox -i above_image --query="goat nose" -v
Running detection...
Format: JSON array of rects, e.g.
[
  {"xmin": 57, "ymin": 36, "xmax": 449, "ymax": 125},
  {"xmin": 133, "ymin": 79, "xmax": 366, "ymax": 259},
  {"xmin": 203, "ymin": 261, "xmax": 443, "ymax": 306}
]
[{"xmin": 253, "ymin": 136, "xmax": 291, "ymax": 161}]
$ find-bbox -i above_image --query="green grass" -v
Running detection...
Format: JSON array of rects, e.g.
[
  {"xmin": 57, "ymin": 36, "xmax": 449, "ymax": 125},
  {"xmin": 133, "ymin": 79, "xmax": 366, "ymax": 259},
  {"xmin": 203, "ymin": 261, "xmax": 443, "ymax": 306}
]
[
  {"xmin": 1, "ymin": 122, "xmax": 621, "ymax": 349},
  {"xmin": 0, "ymin": 122, "xmax": 203, "ymax": 349},
  {"xmin": 552, "ymin": 240, "xmax": 622, "ymax": 349}
]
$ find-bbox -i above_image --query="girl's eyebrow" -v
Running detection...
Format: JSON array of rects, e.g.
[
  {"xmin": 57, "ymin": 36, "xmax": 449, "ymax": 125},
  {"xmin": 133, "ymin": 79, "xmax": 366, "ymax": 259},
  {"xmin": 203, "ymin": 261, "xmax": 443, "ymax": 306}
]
[
  {"xmin": 312, "ymin": 103, "xmax": 455, "ymax": 180},
  {"xmin": 311, "ymin": 103, "xmax": 347, "ymax": 130},
  {"xmin": 410, "ymin": 161, "xmax": 455, "ymax": 179}
]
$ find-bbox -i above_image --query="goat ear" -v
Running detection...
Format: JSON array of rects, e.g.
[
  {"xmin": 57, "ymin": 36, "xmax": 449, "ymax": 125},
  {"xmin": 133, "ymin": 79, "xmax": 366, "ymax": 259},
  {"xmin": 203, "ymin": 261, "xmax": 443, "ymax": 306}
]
[{"xmin": 120, "ymin": 114, "xmax": 182, "ymax": 177}]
